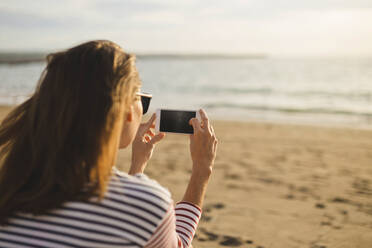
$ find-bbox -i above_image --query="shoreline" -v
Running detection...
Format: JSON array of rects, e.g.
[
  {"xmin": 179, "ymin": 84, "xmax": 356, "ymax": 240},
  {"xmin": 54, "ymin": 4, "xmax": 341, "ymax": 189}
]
[{"xmin": 211, "ymin": 115, "xmax": 372, "ymax": 131}]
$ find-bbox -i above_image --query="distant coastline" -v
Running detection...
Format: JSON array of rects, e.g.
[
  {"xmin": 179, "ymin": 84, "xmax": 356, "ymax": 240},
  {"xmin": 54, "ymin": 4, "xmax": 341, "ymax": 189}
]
[
  {"xmin": 136, "ymin": 53, "xmax": 267, "ymax": 60},
  {"xmin": 0, "ymin": 53, "xmax": 46, "ymax": 64},
  {"xmin": 0, "ymin": 52, "xmax": 267, "ymax": 64}
]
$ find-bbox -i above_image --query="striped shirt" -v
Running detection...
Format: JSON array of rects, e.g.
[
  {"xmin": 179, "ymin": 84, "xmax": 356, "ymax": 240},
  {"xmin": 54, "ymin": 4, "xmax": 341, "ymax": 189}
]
[{"xmin": 0, "ymin": 167, "xmax": 201, "ymax": 248}]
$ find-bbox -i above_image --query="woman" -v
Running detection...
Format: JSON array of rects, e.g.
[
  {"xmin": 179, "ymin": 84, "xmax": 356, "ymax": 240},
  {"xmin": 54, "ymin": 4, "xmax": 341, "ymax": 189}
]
[{"xmin": 0, "ymin": 40, "xmax": 218, "ymax": 247}]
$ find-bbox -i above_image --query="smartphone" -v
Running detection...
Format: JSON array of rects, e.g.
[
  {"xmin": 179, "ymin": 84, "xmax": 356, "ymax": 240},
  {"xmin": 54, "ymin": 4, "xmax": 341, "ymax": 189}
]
[{"xmin": 155, "ymin": 109, "xmax": 201, "ymax": 134}]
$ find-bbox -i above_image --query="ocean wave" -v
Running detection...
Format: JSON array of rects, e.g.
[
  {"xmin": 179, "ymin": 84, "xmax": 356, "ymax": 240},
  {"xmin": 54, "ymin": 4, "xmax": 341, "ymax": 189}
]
[
  {"xmin": 286, "ymin": 90, "xmax": 372, "ymax": 101},
  {"xmin": 200, "ymin": 87, "xmax": 273, "ymax": 94},
  {"xmin": 199, "ymin": 87, "xmax": 372, "ymax": 101},
  {"xmin": 203, "ymin": 102, "xmax": 372, "ymax": 117}
]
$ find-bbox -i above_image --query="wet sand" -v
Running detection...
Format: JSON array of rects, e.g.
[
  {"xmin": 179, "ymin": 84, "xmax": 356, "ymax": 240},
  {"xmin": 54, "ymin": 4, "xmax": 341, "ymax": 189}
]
[
  {"xmin": 118, "ymin": 120, "xmax": 372, "ymax": 248},
  {"xmin": 1, "ymin": 105, "xmax": 372, "ymax": 247}
]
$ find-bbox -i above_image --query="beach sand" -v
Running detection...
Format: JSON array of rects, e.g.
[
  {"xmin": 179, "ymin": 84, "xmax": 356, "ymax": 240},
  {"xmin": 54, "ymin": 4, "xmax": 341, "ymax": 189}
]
[{"xmin": 1, "ymin": 105, "xmax": 372, "ymax": 248}]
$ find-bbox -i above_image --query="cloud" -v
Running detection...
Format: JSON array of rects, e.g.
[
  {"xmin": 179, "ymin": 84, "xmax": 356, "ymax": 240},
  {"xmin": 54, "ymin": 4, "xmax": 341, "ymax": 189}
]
[{"xmin": 0, "ymin": 0, "xmax": 371, "ymax": 55}]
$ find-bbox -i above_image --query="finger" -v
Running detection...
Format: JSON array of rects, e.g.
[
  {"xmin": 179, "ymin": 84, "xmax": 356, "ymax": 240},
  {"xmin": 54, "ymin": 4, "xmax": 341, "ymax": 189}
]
[
  {"xmin": 146, "ymin": 130, "xmax": 155, "ymax": 137},
  {"xmin": 210, "ymin": 125, "xmax": 215, "ymax": 133},
  {"xmin": 189, "ymin": 118, "xmax": 202, "ymax": 133},
  {"xmin": 210, "ymin": 125, "xmax": 216, "ymax": 136},
  {"xmin": 144, "ymin": 135, "xmax": 151, "ymax": 143},
  {"xmin": 213, "ymin": 139, "xmax": 218, "ymax": 153},
  {"xmin": 145, "ymin": 113, "xmax": 156, "ymax": 129},
  {"xmin": 139, "ymin": 114, "xmax": 156, "ymax": 136},
  {"xmin": 199, "ymin": 109, "xmax": 210, "ymax": 130},
  {"xmin": 149, "ymin": 132, "xmax": 165, "ymax": 145},
  {"xmin": 199, "ymin": 108, "xmax": 209, "ymax": 119}
]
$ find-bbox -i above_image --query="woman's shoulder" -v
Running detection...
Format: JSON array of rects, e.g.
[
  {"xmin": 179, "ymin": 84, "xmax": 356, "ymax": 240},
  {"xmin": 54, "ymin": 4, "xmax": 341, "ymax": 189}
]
[{"xmin": 108, "ymin": 167, "xmax": 173, "ymax": 209}]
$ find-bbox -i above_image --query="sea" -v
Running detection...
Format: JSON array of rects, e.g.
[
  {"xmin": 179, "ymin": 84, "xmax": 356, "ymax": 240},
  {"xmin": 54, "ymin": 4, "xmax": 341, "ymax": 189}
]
[{"xmin": 0, "ymin": 56, "xmax": 371, "ymax": 128}]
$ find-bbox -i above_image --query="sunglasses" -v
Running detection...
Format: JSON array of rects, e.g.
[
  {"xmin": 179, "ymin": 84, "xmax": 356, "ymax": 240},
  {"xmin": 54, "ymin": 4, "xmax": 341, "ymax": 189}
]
[{"xmin": 136, "ymin": 92, "xmax": 152, "ymax": 114}]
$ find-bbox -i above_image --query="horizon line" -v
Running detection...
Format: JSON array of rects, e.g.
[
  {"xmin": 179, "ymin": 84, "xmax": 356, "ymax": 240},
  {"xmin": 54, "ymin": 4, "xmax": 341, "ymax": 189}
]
[
  {"xmin": 0, "ymin": 52, "xmax": 269, "ymax": 65},
  {"xmin": 1, "ymin": 51, "xmax": 371, "ymax": 65}
]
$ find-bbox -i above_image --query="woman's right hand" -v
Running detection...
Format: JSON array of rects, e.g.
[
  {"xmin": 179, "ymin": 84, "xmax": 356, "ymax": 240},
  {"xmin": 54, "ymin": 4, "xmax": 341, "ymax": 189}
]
[{"xmin": 189, "ymin": 109, "xmax": 218, "ymax": 176}]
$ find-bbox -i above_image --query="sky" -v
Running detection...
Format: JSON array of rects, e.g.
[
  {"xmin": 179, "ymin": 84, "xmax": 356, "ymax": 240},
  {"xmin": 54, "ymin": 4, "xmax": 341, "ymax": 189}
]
[{"xmin": 0, "ymin": 0, "xmax": 372, "ymax": 56}]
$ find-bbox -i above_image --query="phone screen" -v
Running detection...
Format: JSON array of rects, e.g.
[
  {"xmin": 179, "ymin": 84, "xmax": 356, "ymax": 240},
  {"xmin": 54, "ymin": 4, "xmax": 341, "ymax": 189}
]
[{"xmin": 160, "ymin": 110, "xmax": 196, "ymax": 134}]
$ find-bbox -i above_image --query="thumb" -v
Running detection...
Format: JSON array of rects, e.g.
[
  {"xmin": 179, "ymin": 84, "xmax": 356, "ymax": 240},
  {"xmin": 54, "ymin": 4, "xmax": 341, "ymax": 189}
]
[
  {"xmin": 189, "ymin": 118, "xmax": 201, "ymax": 133},
  {"xmin": 146, "ymin": 113, "xmax": 156, "ymax": 128},
  {"xmin": 146, "ymin": 113, "xmax": 156, "ymax": 126},
  {"xmin": 138, "ymin": 113, "xmax": 156, "ymax": 137},
  {"xmin": 149, "ymin": 132, "xmax": 165, "ymax": 146}
]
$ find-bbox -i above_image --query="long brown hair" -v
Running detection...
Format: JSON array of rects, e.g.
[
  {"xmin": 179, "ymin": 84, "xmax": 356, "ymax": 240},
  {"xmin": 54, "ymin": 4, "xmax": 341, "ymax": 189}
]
[{"xmin": 0, "ymin": 40, "xmax": 140, "ymax": 224}]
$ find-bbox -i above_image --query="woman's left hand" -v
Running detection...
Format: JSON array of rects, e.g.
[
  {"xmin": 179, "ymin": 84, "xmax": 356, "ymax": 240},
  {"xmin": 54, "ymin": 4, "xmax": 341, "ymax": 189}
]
[{"xmin": 129, "ymin": 114, "xmax": 165, "ymax": 175}]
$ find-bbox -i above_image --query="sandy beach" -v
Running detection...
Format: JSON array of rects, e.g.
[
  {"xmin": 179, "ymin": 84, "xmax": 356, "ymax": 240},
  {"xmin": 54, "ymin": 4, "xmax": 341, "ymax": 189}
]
[{"xmin": 1, "ymin": 105, "xmax": 372, "ymax": 248}]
